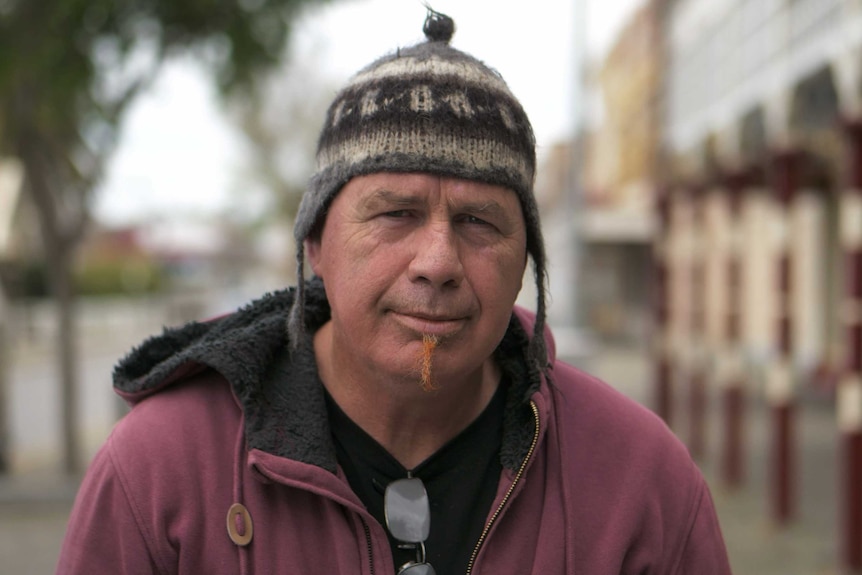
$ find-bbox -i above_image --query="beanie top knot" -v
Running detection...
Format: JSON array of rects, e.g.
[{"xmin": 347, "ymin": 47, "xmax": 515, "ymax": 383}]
[{"xmin": 422, "ymin": 8, "xmax": 455, "ymax": 43}]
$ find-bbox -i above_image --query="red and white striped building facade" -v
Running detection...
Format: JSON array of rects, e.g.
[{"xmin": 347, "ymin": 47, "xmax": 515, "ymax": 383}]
[{"xmin": 657, "ymin": 0, "xmax": 862, "ymax": 568}]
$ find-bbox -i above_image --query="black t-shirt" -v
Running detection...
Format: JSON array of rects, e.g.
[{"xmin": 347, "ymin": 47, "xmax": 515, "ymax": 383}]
[{"xmin": 326, "ymin": 379, "xmax": 506, "ymax": 574}]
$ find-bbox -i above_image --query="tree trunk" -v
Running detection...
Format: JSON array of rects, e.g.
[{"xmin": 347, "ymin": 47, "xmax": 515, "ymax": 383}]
[
  {"xmin": 45, "ymin": 245, "xmax": 81, "ymax": 475},
  {"xmin": 20, "ymin": 136, "xmax": 85, "ymax": 476}
]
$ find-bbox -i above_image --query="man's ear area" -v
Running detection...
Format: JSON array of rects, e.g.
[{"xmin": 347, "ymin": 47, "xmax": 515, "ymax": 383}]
[{"xmin": 305, "ymin": 237, "xmax": 323, "ymax": 277}]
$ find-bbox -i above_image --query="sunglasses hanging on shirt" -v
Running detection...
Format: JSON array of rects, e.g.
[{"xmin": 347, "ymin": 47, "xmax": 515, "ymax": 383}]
[{"xmin": 384, "ymin": 476, "xmax": 437, "ymax": 575}]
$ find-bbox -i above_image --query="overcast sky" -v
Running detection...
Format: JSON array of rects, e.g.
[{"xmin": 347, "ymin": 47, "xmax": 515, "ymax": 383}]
[{"xmin": 93, "ymin": 0, "xmax": 644, "ymax": 226}]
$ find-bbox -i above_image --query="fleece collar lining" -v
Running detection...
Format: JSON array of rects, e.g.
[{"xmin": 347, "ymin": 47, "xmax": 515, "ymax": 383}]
[{"xmin": 113, "ymin": 277, "xmax": 542, "ymax": 472}]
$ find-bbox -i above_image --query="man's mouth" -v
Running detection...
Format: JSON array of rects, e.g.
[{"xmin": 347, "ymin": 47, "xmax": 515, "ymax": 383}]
[{"xmin": 391, "ymin": 311, "xmax": 467, "ymax": 337}]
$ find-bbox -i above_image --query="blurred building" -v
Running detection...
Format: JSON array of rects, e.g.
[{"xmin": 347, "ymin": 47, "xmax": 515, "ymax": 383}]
[
  {"xmin": 0, "ymin": 158, "xmax": 39, "ymax": 297},
  {"xmin": 0, "ymin": 159, "xmax": 29, "ymax": 263},
  {"xmin": 78, "ymin": 217, "xmax": 294, "ymax": 317},
  {"xmin": 662, "ymin": 0, "xmax": 862, "ymax": 388},
  {"xmin": 549, "ymin": 1, "xmax": 665, "ymax": 344},
  {"xmin": 562, "ymin": 0, "xmax": 861, "ymax": 381},
  {"xmin": 655, "ymin": 0, "xmax": 862, "ymax": 563}
]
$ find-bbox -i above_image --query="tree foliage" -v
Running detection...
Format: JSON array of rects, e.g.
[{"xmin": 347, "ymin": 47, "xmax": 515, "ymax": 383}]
[
  {"xmin": 0, "ymin": 0, "xmax": 318, "ymax": 211},
  {"xmin": 228, "ymin": 39, "xmax": 337, "ymax": 227},
  {"xmin": 0, "ymin": 0, "xmax": 330, "ymax": 473}
]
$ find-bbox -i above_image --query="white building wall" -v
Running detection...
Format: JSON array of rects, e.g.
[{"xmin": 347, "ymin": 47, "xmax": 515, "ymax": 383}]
[
  {"xmin": 791, "ymin": 191, "xmax": 826, "ymax": 369},
  {"xmin": 668, "ymin": 192, "xmax": 696, "ymax": 363},
  {"xmin": 666, "ymin": 0, "xmax": 852, "ymax": 153},
  {"xmin": 740, "ymin": 190, "xmax": 778, "ymax": 361},
  {"xmin": 703, "ymin": 189, "xmax": 730, "ymax": 350}
]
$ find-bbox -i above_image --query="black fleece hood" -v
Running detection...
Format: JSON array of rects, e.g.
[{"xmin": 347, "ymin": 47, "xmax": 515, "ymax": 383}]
[{"xmin": 113, "ymin": 277, "xmax": 541, "ymax": 472}]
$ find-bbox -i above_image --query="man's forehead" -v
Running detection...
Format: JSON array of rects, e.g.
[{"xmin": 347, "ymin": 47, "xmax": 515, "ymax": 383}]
[{"xmin": 346, "ymin": 173, "xmax": 521, "ymax": 207}]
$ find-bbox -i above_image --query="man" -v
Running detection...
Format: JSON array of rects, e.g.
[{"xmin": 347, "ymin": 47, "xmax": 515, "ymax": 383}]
[{"xmin": 57, "ymin": 10, "xmax": 731, "ymax": 575}]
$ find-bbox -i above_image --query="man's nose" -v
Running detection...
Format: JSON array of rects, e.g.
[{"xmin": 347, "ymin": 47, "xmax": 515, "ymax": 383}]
[{"xmin": 407, "ymin": 221, "xmax": 464, "ymax": 288}]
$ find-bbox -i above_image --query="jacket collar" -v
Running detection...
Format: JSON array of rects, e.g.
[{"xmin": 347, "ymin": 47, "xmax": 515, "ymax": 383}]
[{"xmin": 113, "ymin": 277, "xmax": 548, "ymax": 472}]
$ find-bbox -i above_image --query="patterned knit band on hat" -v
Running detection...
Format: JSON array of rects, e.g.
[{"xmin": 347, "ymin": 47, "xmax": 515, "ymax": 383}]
[{"xmin": 289, "ymin": 8, "xmax": 550, "ymax": 373}]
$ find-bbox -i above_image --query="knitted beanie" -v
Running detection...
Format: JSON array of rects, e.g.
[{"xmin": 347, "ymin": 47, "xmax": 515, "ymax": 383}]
[{"xmin": 289, "ymin": 9, "xmax": 549, "ymax": 372}]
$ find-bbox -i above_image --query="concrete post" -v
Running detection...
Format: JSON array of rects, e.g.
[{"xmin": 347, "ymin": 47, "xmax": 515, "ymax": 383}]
[
  {"xmin": 720, "ymin": 169, "xmax": 749, "ymax": 488},
  {"xmin": 840, "ymin": 120, "xmax": 862, "ymax": 571},
  {"xmin": 766, "ymin": 149, "xmax": 804, "ymax": 525},
  {"xmin": 654, "ymin": 187, "xmax": 674, "ymax": 426},
  {"xmin": 688, "ymin": 184, "xmax": 708, "ymax": 459}
]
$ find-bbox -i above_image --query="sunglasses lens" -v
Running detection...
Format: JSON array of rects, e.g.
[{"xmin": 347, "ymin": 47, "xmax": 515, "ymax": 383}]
[
  {"xmin": 385, "ymin": 477, "xmax": 431, "ymax": 542},
  {"xmin": 398, "ymin": 562, "xmax": 437, "ymax": 575}
]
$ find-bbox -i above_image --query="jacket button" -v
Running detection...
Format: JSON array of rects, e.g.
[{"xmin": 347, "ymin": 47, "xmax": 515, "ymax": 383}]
[{"xmin": 226, "ymin": 503, "xmax": 254, "ymax": 546}]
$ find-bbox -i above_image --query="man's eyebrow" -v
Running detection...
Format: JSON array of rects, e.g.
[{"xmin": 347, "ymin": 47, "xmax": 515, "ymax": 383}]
[
  {"xmin": 453, "ymin": 199, "xmax": 509, "ymax": 219},
  {"xmin": 360, "ymin": 189, "xmax": 514, "ymax": 221},
  {"xmin": 468, "ymin": 201, "xmax": 505, "ymax": 214},
  {"xmin": 360, "ymin": 189, "xmax": 418, "ymax": 210}
]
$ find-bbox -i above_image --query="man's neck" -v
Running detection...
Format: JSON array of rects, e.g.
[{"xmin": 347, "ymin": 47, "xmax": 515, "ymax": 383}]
[{"xmin": 313, "ymin": 322, "xmax": 501, "ymax": 469}]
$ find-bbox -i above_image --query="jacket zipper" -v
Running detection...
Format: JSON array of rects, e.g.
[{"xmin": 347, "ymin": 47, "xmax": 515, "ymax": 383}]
[
  {"xmin": 465, "ymin": 400, "xmax": 540, "ymax": 575},
  {"xmin": 361, "ymin": 517, "xmax": 376, "ymax": 575}
]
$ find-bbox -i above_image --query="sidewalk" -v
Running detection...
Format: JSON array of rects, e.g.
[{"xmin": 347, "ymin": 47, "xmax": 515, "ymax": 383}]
[
  {"xmin": 585, "ymin": 344, "xmax": 843, "ymax": 575},
  {"xmin": 699, "ymin": 399, "xmax": 839, "ymax": 575},
  {"xmin": 0, "ymin": 474, "xmax": 76, "ymax": 575}
]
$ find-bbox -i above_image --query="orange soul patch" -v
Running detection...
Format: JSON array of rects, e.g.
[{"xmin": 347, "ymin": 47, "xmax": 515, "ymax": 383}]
[{"xmin": 420, "ymin": 334, "xmax": 440, "ymax": 392}]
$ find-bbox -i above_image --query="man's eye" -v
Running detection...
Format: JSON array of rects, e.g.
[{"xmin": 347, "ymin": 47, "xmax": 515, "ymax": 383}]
[
  {"xmin": 383, "ymin": 210, "xmax": 411, "ymax": 218},
  {"xmin": 461, "ymin": 214, "xmax": 492, "ymax": 226}
]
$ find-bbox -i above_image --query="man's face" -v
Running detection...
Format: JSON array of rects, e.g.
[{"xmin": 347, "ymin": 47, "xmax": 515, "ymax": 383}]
[{"xmin": 307, "ymin": 172, "xmax": 527, "ymax": 386}]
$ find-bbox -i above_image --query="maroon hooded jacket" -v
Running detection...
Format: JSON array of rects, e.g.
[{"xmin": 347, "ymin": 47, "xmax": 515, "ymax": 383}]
[{"xmin": 57, "ymin": 281, "xmax": 731, "ymax": 574}]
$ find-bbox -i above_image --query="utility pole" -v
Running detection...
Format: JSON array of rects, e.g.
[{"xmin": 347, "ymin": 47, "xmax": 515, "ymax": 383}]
[{"xmin": 557, "ymin": 0, "xmax": 591, "ymax": 362}]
